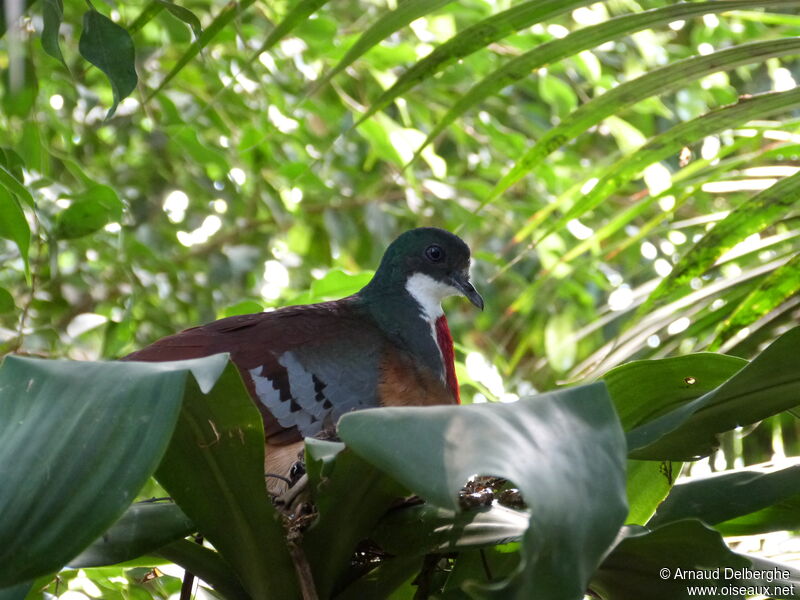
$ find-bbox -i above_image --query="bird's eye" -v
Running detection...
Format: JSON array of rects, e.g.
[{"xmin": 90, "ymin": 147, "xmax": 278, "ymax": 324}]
[{"xmin": 425, "ymin": 244, "xmax": 444, "ymax": 262}]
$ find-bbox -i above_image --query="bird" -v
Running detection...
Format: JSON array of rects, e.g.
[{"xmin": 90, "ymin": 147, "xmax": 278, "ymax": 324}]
[{"xmin": 123, "ymin": 227, "xmax": 483, "ymax": 494}]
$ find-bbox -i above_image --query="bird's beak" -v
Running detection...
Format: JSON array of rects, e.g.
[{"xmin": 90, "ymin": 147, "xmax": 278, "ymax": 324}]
[{"xmin": 451, "ymin": 271, "xmax": 484, "ymax": 311}]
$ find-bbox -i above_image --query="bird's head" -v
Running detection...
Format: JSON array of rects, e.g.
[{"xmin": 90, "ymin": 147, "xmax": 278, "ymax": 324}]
[{"xmin": 363, "ymin": 227, "xmax": 483, "ymax": 316}]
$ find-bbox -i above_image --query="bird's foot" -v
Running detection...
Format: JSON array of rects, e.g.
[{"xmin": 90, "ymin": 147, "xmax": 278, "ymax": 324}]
[{"xmin": 275, "ymin": 473, "xmax": 310, "ymax": 513}]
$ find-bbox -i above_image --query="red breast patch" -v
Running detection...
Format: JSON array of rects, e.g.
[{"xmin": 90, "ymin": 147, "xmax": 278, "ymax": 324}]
[{"xmin": 435, "ymin": 315, "xmax": 460, "ymax": 403}]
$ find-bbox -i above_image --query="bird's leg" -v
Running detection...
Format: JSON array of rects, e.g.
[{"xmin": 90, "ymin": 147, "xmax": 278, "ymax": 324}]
[
  {"xmin": 276, "ymin": 474, "xmax": 309, "ymax": 512},
  {"xmin": 270, "ymin": 429, "xmax": 340, "ymax": 514},
  {"xmin": 273, "ymin": 447, "xmax": 310, "ymax": 514}
]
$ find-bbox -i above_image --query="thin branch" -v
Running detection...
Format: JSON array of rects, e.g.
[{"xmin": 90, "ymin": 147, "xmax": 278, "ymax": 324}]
[
  {"xmin": 287, "ymin": 538, "xmax": 319, "ymax": 600},
  {"xmin": 179, "ymin": 535, "xmax": 203, "ymax": 600},
  {"xmin": 479, "ymin": 549, "xmax": 493, "ymax": 581}
]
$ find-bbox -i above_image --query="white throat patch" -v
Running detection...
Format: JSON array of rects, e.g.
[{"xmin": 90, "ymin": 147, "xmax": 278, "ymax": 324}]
[{"xmin": 405, "ymin": 272, "xmax": 459, "ymax": 321}]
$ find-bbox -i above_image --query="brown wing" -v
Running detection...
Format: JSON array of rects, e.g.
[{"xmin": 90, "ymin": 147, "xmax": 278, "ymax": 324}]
[{"xmin": 122, "ymin": 297, "xmax": 385, "ymax": 445}]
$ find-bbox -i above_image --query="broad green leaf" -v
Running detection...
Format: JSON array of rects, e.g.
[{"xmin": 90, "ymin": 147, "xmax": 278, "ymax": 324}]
[
  {"xmin": 155, "ymin": 0, "xmax": 202, "ymax": 38},
  {"xmin": 67, "ymin": 503, "xmax": 195, "ymax": 568},
  {"xmin": 45, "ymin": 150, "xmax": 95, "ymax": 188},
  {"xmin": 220, "ymin": 299, "xmax": 264, "ymax": 318},
  {"xmin": 54, "ymin": 185, "xmax": 124, "ymax": 239},
  {"xmin": 0, "ymin": 165, "xmax": 33, "ymax": 208},
  {"xmin": 146, "ymin": 0, "xmax": 258, "ymax": 102},
  {"xmin": 372, "ymin": 502, "xmax": 527, "ymax": 556},
  {"xmin": 627, "ymin": 327, "xmax": 800, "ymax": 460},
  {"xmin": 591, "ymin": 521, "xmax": 800, "ymax": 599},
  {"xmin": 603, "ymin": 353, "xmax": 747, "ymax": 431},
  {"xmin": 493, "ymin": 36, "xmax": 800, "ymax": 210},
  {"xmin": 157, "ymin": 539, "xmax": 249, "ymax": 600},
  {"xmin": 79, "ymin": 9, "xmax": 137, "ymax": 119},
  {"xmin": 0, "ymin": 288, "xmax": 14, "ymax": 314},
  {"xmin": 0, "ymin": 582, "xmax": 30, "ymax": 600},
  {"xmin": 605, "ymin": 353, "xmax": 747, "ymax": 524},
  {"xmin": 290, "ymin": 268, "xmax": 374, "ymax": 305},
  {"xmin": 0, "ymin": 187, "xmax": 30, "ymax": 275},
  {"xmin": 154, "ymin": 360, "xmax": 298, "ymax": 599},
  {"xmin": 335, "ymin": 554, "xmax": 423, "ymax": 600},
  {"xmin": 302, "ymin": 439, "xmax": 407, "ymax": 599},
  {"xmin": 357, "ymin": 0, "xmax": 592, "ymax": 126},
  {"xmin": 712, "ymin": 252, "xmax": 800, "ymax": 348},
  {"xmin": 649, "ymin": 461, "xmax": 800, "ymax": 531},
  {"xmin": 40, "ymin": 0, "xmax": 66, "ymax": 67},
  {"xmin": 312, "ymin": 269, "xmax": 373, "ymax": 298},
  {"xmin": 74, "ymin": 184, "xmax": 123, "ymax": 217},
  {"xmin": 641, "ymin": 171, "xmax": 800, "ymax": 314},
  {"xmin": 446, "ymin": 546, "xmax": 523, "ymax": 596},
  {"xmin": 338, "ymin": 382, "xmax": 628, "ymax": 600},
  {"xmin": 0, "ymin": 355, "xmax": 228, "ymax": 586},
  {"xmin": 716, "ymin": 492, "xmax": 800, "ymax": 537},
  {"xmin": 412, "ymin": 2, "xmax": 800, "ymax": 166},
  {"xmin": 311, "ymin": 0, "xmax": 456, "ymax": 94},
  {"xmin": 625, "ymin": 460, "xmax": 681, "ymax": 526},
  {"xmin": 543, "ymin": 89, "xmax": 800, "ymax": 244}
]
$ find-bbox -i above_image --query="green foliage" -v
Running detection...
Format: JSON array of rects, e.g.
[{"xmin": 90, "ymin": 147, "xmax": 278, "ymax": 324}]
[
  {"xmin": 301, "ymin": 440, "xmax": 407, "ymax": 598},
  {"xmin": 339, "ymin": 382, "xmax": 628, "ymax": 599},
  {"xmin": 592, "ymin": 521, "xmax": 800, "ymax": 600},
  {"xmin": 154, "ymin": 360, "xmax": 297, "ymax": 598},
  {"xmin": 78, "ymin": 9, "xmax": 137, "ymax": 119},
  {"xmin": 627, "ymin": 327, "xmax": 800, "ymax": 460},
  {"xmin": 0, "ymin": 186, "xmax": 29, "ymax": 275},
  {"xmin": 603, "ymin": 352, "xmax": 748, "ymax": 431},
  {"xmin": 2, "ymin": 331, "xmax": 800, "ymax": 598},
  {"xmin": 712, "ymin": 252, "xmax": 800, "ymax": 347},
  {"xmin": 357, "ymin": 0, "xmax": 592, "ymax": 127},
  {"xmin": 649, "ymin": 462, "xmax": 800, "ymax": 531},
  {"xmin": 54, "ymin": 184, "xmax": 124, "ymax": 239},
  {"xmin": 40, "ymin": 0, "xmax": 66, "ymax": 67},
  {"xmin": 2, "ymin": 0, "xmax": 800, "ymax": 597},
  {"xmin": 0, "ymin": 356, "xmax": 190, "ymax": 586},
  {"xmin": 641, "ymin": 168, "xmax": 800, "ymax": 313},
  {"xmin": 69, "ymin": 503, "xmax": 194, "ymax": 569},
  {"xmin": 312, "ymin": 0, "xmax": 457, "ymax": 94}
]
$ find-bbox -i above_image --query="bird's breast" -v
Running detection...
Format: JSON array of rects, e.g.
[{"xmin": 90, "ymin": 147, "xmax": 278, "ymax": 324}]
[
  {"xmin": 377, "ymin": 345, "xmax": 458, "ymax": 408},
  {"xmin": 376, "ymin": 314, "xmax": 460, "ymax": 407}
]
